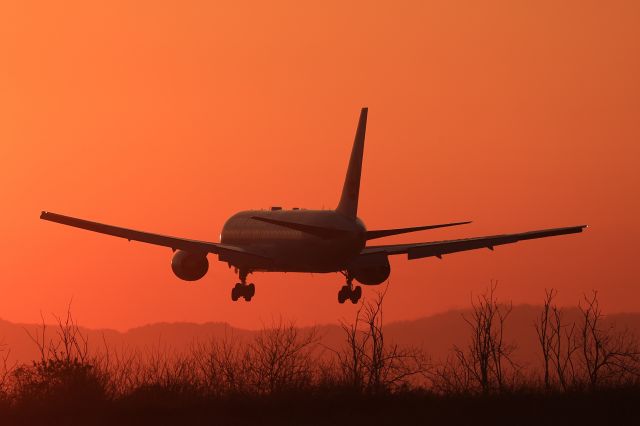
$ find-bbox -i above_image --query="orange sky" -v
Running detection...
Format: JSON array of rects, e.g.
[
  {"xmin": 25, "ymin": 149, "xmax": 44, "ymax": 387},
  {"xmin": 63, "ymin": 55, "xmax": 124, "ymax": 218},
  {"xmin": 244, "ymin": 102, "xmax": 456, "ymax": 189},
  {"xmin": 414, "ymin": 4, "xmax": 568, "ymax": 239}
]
[{"xmin": 1, "ymin": 1, "xmax": 639, "ymax": 330}]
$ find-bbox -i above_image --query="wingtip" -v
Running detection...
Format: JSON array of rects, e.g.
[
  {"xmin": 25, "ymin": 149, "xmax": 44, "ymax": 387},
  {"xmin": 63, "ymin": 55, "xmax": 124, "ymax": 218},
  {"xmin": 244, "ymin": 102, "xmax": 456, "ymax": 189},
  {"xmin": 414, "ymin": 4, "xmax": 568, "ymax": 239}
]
[
  {"xmin": 448, "ymin": 220, "xmax": 472, "ymax": 227},
  {"xmin": 570, "ymin": 224, "xmax": 588, "ymax": 233}
]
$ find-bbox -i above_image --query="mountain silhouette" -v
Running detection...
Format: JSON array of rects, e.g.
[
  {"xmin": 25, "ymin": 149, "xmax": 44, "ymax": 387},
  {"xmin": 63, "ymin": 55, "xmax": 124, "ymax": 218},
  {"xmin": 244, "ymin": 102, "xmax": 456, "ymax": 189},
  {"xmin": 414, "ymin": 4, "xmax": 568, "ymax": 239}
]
[{"xmin": 2, "ymin": 306, "xmax": 639, "ymax": 368}]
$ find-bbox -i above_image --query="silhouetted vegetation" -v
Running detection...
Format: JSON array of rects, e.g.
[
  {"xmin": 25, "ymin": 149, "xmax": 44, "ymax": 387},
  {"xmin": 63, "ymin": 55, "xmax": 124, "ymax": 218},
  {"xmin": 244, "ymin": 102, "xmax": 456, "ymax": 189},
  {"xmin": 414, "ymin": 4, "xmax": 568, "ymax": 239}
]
[
  {"xmin": 534, "ymin": 289, "xmax": 640, "ymax": 391},
  {"xmin": 333, "ymin": 288, "xmax": 427, "ymax": 393},
  {"xmin": 428, "ymin": 282, "xmax": 521, "ymax": 394},
  {"xmin": 1, "ymin": 288, "xmax": 639, "ymax": 425}
]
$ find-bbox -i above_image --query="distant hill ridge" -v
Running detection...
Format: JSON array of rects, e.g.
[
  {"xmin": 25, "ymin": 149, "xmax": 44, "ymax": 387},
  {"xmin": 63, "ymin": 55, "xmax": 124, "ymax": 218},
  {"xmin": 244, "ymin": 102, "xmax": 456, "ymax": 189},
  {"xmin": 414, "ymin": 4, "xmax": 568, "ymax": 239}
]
[{"xmin": 2, "ymin": 306, "xmax": 640, "ymax": 367}]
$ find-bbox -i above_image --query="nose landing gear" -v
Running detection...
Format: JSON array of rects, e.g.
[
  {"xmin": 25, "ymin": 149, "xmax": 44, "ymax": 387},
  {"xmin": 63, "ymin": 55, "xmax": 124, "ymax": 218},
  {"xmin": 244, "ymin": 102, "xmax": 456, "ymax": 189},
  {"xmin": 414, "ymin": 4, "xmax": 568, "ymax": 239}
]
[
  {"xmin": 231, "ymin": 269, "xmax": 255, "ymax": 302},
  {"xmin": 338, "ymin": 273, "xmax": 362, "ymax": 304}
]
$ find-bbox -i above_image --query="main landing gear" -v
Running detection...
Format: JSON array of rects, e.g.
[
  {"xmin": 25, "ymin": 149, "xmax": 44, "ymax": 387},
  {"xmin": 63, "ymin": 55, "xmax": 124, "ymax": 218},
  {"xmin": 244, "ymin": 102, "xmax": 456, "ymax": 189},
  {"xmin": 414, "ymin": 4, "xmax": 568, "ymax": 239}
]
[
  {"xmin": 338, "ymin": 273, "xmax": 362, "ymax": 304},
  {"xmin": 231, "ymin": 269, "xmax": 255, "ymax": 302}
]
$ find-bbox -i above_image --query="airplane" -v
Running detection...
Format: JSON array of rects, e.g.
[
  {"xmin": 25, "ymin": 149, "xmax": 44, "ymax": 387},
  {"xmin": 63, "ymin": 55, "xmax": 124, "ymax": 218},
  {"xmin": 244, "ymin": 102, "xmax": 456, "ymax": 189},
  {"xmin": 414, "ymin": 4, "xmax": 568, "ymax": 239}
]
[{"xmin": 41, "ymin": 108, "xmax": 586, "ymax": 304}]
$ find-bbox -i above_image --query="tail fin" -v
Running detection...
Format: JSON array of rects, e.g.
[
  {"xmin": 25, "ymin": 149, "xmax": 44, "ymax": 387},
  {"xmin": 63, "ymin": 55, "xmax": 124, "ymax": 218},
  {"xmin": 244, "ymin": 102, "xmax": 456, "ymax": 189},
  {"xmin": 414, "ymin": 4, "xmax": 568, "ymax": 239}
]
[{"xmin": 336, "ymin": 107, "xmax": 368, "ymax": 219}]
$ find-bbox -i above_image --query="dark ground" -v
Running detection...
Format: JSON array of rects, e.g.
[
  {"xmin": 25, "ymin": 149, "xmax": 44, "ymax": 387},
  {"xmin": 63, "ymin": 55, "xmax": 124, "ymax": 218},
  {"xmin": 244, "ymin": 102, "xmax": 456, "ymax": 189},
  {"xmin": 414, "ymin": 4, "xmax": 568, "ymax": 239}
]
[{"xmin": 2, "ymin": 388, "xmax": 639, "ymax": 426}]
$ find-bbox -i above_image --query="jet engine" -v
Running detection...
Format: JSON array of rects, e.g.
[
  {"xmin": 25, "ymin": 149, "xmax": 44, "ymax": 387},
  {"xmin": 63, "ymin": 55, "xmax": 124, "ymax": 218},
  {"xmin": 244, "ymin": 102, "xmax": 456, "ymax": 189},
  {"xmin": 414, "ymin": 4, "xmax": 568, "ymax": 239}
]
[
  {"xmin": 348, "ymin": 255, "xmax": 391, "ymax": 286},
  {"xmin": 171, "ymin": 250, "xmax": 209, "ymax": 281}
]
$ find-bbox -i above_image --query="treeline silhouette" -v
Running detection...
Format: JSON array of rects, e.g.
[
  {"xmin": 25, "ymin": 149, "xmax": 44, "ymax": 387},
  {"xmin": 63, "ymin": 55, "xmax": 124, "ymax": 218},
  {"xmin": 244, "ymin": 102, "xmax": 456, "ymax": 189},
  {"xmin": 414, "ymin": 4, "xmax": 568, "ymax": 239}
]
[{"xmin": 1, "ymin": 286, "xmax": 639, "ymax": 425}]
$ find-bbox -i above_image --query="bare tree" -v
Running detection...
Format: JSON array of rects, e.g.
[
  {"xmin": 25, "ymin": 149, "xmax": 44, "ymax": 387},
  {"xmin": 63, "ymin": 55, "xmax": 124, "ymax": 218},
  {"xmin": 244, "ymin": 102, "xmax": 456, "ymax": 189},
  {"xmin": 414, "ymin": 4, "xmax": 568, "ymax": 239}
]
[
  {"xmin": 428, "ymin": 353, "xmax": 474, "ymax": 395},
  {"xmin": 336, "ymin": 288, "xmax": 428, "ymax": 394},
  {"xmin": 0, "ymin": 340, "xmax": 12, "ymax": 394},
  {"xmin": 443, "ymin": 282, "xmax": 518, "ymax": 394},
  {"xmin": 248, "ymin": 318, "xmax": 319, "ymax": 394},
  {"xmin": 339, "ymin": 303, "xmax": 367, "ymax": 390},
  {"xmin": 15, "ymin": 302, "xmax": 108, "ymax": 403},
  {"xmin": 578, "ymin": 291, "xmax": 640, "ymax": 389},
  {"xmin": 548, "ymin": 304, "xmax": 580, "ymax": 391},
  {"xmin": 24, "ymin": 302, "xmax": 89, "ymax": 366},
  {"xmin": 105, "ymin": 346, "xmax": 145, "ymax": 395},
  {"xmin": 535, "ymin": 289, "xmax": 556, "ymax": 390},
  {"xmin": 192, "ymin": 332, "xmax": 254, "ymax": 396}
]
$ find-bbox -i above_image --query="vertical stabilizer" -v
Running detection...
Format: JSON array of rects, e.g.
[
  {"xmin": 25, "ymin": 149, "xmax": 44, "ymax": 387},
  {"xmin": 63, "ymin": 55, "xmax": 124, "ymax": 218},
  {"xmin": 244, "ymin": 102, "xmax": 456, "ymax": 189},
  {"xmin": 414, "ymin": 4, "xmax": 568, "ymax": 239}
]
[{"xmin": 336, "ymin": 107, "xmax": 368, "ymax": 219}]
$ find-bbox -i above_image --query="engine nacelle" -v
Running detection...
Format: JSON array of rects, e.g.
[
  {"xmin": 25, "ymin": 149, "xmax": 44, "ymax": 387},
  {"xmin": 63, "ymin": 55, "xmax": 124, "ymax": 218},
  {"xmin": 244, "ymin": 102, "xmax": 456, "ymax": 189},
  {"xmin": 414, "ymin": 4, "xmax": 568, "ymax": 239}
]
[
  {"xmin": 348, "ymin": 255, "xmax": 391, "ymax": 286},
  {"xmin": 171, "ymin": 250, "xmax": 209, "ymax": 281}
]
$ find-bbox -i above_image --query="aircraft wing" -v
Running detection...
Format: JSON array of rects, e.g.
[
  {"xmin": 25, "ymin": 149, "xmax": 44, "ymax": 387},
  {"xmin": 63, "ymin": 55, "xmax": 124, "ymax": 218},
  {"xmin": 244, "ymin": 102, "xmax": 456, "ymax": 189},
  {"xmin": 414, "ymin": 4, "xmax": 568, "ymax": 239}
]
[
  {"xmin": 360, "ymin": 225, "xmax": 587, "ymax": 260},
  {"xmin": 40, "ymin": 211, "xmax": 267, "ymax": 259}
]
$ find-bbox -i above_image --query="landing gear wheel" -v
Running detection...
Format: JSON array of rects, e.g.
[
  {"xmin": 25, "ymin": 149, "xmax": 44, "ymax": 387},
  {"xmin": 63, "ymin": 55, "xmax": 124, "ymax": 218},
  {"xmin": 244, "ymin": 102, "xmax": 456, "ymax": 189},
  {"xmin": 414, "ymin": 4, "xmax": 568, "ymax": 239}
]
[
  {"xmin": 350, "ymin": 286, "xmax": 362, "ymax": 304},
  {"xmin": 244, "ymin": 283, "xmax": 256, "ymax": 301},
  {"xmin": 231, "ymin": 283, "xmax": 242, "ymax": 301},
  {"xmin": 337, "ymin": 280, "xmax": 362, "ymax": 304},
  {"xmin": 338, "ymin": 286, "xmax": 349, "ymax": 304},
  {"xmin": 231, "ymin": 269, "xmax": 255, "ymax": 302}
]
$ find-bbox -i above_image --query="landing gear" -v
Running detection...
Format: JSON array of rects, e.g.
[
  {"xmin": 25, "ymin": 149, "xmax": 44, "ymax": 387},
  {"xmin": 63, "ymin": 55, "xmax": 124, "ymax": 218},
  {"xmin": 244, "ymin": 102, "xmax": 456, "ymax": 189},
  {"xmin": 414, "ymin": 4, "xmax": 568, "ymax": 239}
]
[
  {"xmin": 232, "ymin": 282, "xmax": 255, "ymax": 301},
  {"xmin": 338, "ymin": 273, "xmax": 362, "ymax": 304},
  {"xmin": 231, "ymin": 269, "xmax": 255, "ymax": 302}
]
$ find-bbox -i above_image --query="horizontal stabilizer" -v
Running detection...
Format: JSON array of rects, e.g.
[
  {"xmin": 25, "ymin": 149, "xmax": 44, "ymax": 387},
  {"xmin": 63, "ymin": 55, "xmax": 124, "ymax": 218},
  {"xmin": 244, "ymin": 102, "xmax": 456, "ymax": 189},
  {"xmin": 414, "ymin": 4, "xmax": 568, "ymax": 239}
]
[
  {"xmin": 251, "ymin": 216, "xmax": 349, "ymax": 239},
  {"xmin": 366, "ymin": 221, "xmax": 471, "ymax": 240}
]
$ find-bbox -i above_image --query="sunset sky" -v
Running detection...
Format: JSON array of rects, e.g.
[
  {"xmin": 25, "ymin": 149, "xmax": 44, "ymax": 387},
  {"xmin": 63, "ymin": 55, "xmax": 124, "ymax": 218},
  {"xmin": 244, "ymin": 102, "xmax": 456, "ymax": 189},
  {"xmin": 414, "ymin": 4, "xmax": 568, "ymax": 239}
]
[{"xmin": 1, "ymin": 1, "xmax": 638, "ymax": 330}]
